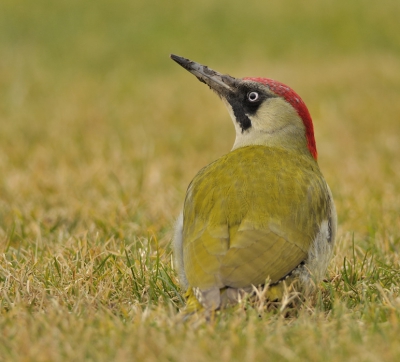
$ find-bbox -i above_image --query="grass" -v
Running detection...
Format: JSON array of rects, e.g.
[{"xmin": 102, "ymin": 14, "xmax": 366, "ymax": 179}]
[{"xmin": 0, "ymin": 0, "xmax": 400, "ymax": 360}]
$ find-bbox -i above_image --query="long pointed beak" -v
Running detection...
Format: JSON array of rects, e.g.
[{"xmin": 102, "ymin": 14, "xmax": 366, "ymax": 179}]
[{"xmin": 170, "ymin": 54, "xmax": 237, "ymax": 96}]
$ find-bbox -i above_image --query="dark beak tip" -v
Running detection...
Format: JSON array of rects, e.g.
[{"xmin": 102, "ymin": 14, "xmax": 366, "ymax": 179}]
[
  {"xmin": 170, "ymin": 53, "xmax": 185, "ymax": 64},
  {"xmin": 170, "ymin": 54, "xmax": 193, "ymax": 72},
  {"xmin": 169, "ymin": 54, "xmax": 236, "ymax": 93}
]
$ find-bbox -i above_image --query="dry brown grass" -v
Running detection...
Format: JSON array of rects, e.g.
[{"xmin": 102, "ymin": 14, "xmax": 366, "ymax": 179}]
[{"xmin": 0, "ymin": 0, "xmax": 400, "ymax": 360}]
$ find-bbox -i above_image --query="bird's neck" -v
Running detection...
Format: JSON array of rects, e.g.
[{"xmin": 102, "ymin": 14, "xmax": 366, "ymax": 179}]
[{"xmin": 231, "ymin": 124, "xmax": 315, "ymax": 160}]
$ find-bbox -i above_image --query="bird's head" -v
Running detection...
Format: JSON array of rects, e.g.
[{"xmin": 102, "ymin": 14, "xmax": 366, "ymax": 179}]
[{"xmin": 171, "ymin": 54, "xmax": 317, "ymax": 160}]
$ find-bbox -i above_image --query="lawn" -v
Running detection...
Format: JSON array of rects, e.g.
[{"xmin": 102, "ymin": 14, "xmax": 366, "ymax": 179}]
[{"xmin": 0, "ymin": 0, "xmax": 400, "ymax": 360}]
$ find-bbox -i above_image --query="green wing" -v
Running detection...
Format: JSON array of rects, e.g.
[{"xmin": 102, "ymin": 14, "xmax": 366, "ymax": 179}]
[{"xmin": 182, "ymin": 145, "xmax": 330, "ymax": 290}]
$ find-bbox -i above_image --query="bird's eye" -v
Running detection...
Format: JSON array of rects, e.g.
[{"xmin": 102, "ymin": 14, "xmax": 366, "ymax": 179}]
[{"xmin": 247, "ymin": 91, "xmax": 259, "ymax": 102}]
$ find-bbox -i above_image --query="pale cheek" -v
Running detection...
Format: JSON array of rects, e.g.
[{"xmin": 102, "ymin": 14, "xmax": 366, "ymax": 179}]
[
  {"xmin": 249, "ymin": 108, "xmax": 275, "ymax": 131},
  {"xmin": 251, "ymin": 102, "xmax": 302, "ymax": 132}
]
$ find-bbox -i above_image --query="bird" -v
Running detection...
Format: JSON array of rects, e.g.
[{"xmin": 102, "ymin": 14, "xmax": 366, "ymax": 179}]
[{"xmin": 170, "ymin": 54, "xmax": 337, "ymax": 312}]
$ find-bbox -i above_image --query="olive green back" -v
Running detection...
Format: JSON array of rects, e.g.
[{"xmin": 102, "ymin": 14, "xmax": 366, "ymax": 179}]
[{"xmin": 183, "ymin": 145, "xmax": 330, "ymax": 290}]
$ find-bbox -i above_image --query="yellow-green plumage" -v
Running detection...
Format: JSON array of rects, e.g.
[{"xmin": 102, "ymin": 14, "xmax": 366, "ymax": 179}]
[
  {"xmin": 170, "ymin": 54, "xmax": 336, "ymax": 312},
  {"xmin": 183, "ymin": 146, "xmax": 330, "ymax": 290}
]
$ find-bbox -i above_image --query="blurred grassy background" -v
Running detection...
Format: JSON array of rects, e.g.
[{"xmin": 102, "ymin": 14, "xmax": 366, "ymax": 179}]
[{"xmin": 0, "ymin": 0, "xmax": 400, "ymax": 360}]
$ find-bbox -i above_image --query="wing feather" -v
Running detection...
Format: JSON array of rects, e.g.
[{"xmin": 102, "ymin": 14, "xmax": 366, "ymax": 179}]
[{"xmin": 183, "ymin": 146, "xmax": 330, "ymax": 291}]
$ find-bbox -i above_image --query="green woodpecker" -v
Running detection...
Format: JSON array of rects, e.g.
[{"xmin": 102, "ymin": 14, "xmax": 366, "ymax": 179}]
[{"xmin": 171, "ymin": 54, "xmax": 337, "ymax": 312}]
